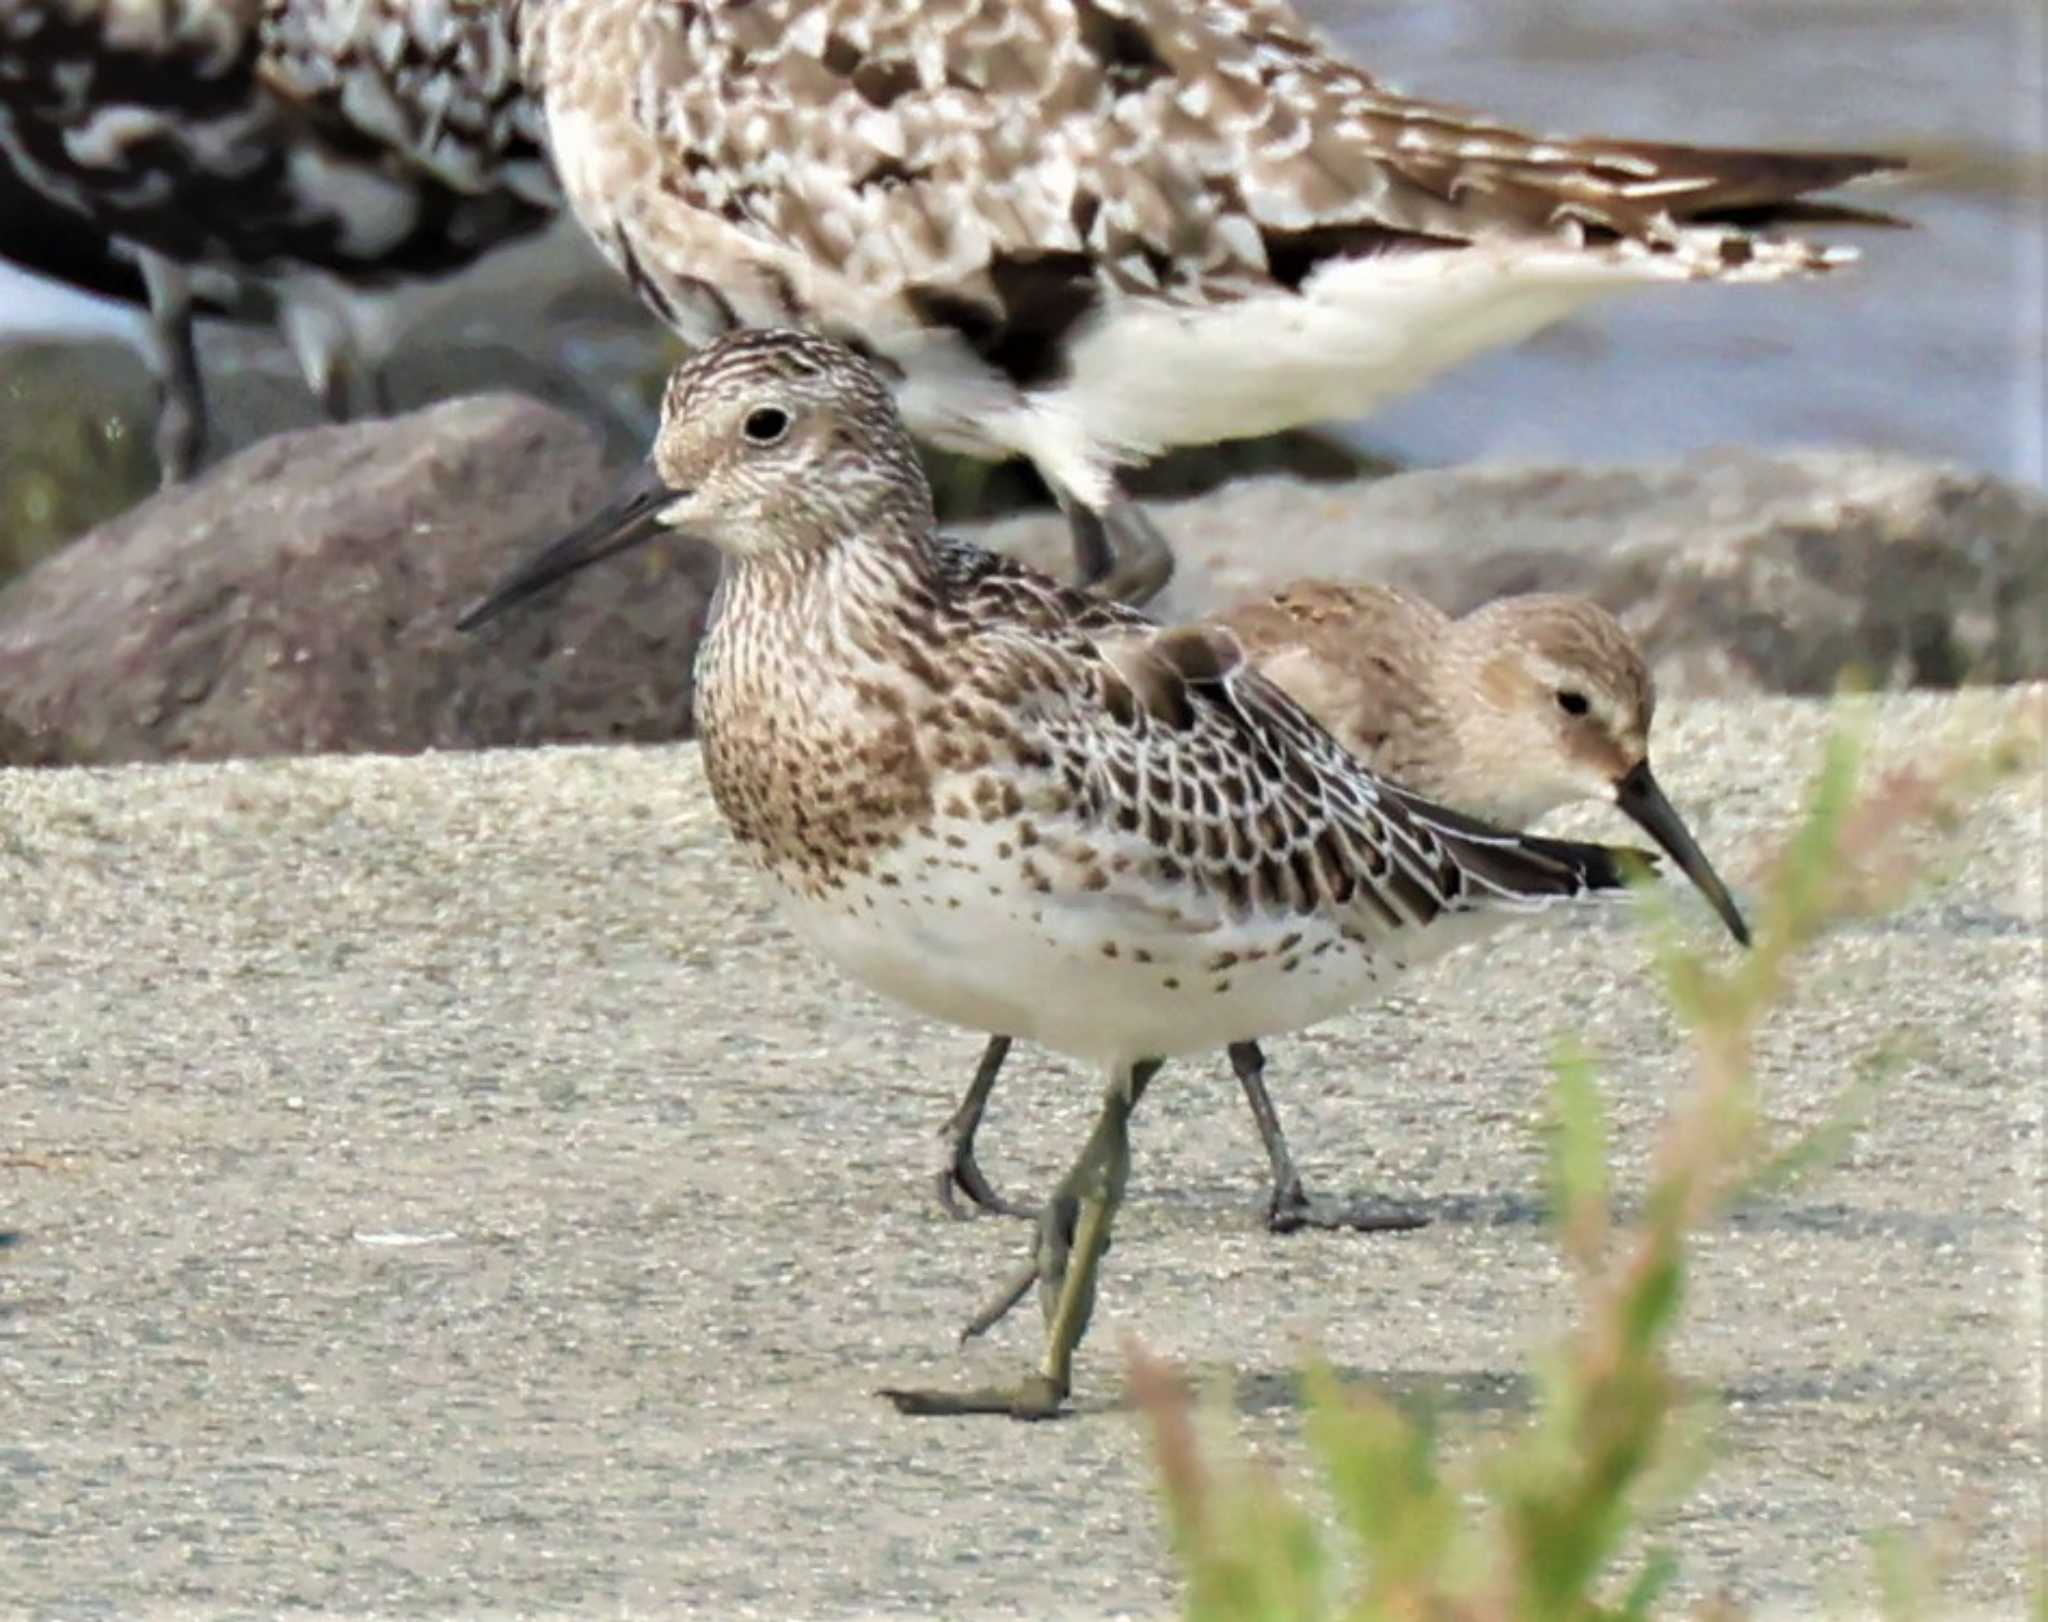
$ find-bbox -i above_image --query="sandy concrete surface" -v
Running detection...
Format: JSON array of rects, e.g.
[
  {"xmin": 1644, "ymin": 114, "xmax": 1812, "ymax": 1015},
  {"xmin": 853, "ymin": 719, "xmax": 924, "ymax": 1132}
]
[{"xmin": 3, "ymin": 689, "xmax": 2042, "ymax": 1617}]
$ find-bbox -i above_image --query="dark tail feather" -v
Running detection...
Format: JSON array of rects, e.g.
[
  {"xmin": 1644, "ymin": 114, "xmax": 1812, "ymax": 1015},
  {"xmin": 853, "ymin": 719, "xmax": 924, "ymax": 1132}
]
[
  {"xmin": 1711, "ymin": 196, "xmax": 1913, "ymax": 232},
  {"xmin": 1596, "ymin": 141, "xmax": 1905, "ymax": 220}
]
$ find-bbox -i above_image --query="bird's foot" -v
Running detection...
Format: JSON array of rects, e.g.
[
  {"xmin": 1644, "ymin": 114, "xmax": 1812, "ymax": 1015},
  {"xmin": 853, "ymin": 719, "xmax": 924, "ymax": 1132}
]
[
  {"xmin": 892, "ymin": 1066, "xmax": 1146, "ymax": 1424},
  {"xmin": 1266, "ymin": 1179, "xmax": 1428, "ymax": 1236},
  {"xmin": 874, "ymin": 1195, "xmax": 1078, "ymax": 1420},
  {"xmin": 931, "ymin": 1034, "xmax": 1036, "ymax": 1220},
  {"xmin": 877, "ymin": 1372, "xmax": 1068, "ymax": 1420},
  {"xmin": 933, "ymin": 1141, "xmax": 1036, "ymax": 1222}
]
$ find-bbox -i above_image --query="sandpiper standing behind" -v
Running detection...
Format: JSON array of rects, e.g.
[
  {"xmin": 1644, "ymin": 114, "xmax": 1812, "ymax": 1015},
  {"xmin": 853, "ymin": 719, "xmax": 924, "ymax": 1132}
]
[
  {"xmin": 458, "ymin": 329, "xmax": 1689, "ymax": 1419},
  {"xmin": 511, "ymin": 0, "xmax": 1898, "ymax": 599},
  {"xmin": 939, "ymin": 581, "xmax": 1751, "ymax": 1233}
]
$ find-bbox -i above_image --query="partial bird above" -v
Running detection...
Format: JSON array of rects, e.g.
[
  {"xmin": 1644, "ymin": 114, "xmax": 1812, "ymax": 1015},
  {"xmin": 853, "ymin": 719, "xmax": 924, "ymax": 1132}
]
[
  {"xmin": 457, "ymin": 327, "xmax": 1679, "ymax": 1418},
  {"xmin": 940, "ymin": 580, "xmax": 1750, "ymax": 1232},
  {"xmin": 0, "ymin": 0, "xmax": 559, "ymax": 484},
  {"xmin": 511, "ymin": 0, "xmax": 1901, "ymax": 600}
]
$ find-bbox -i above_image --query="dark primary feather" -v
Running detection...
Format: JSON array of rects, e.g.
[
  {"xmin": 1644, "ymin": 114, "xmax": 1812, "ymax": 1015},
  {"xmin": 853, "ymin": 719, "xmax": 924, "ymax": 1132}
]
[{"xmin": 1576, "ymin": 140, "xmax": 1903, "ymax": 219}]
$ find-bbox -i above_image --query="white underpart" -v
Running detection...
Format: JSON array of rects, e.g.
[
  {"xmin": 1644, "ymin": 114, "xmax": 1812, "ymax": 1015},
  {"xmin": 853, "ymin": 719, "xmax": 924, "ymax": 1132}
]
[
  {"xmin": 1005, "ymin": 233, "xmax": 1854, "ymax": 509},
  {"xmin": 883, "ymin": 327, "xmax": 1054, "ymax": 461},
  {"xmin": 770, "ymin": 802, "xmax": 1586, "ymax": 1070},
  {"xmin": 779, "ymin": 841, "xmax": 1376, "ymax": 1069}
]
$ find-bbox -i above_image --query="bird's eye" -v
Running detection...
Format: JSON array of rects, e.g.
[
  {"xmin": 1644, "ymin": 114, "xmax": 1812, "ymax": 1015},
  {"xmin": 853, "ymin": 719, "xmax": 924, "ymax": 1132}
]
[
  {"xmin": 742, "ymin": 406, "xmax": 790, "ymax": 444},
  {"xmin": 1556, "ymin": 690, "xmax": 1591, "ymax": 717}
]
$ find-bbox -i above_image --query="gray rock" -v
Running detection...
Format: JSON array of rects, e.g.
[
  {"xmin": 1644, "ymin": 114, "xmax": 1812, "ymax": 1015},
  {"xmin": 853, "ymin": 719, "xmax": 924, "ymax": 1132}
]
[
  {"xmin": 0, "ymin": 221, "xmax": 669, "ymax": 577},
  {"xmin": 0, "ymin": 394, "xmax": 717, "ymax": 766},
  {"xmin": 7, "ymin": 403, "xmax": 2040, "ymax": 768},
  {"xmin": 967, "ymin": 448, "xmax": 2048, "ymax": 697}
]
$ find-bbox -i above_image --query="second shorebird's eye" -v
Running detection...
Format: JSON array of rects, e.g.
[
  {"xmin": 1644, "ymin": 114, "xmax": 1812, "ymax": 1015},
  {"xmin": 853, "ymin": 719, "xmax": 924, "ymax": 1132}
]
[
  {"xmin": 1556, "ymin": 690, "xmax": 1591, "ymax": 717},
  {"xmin": 743, "ymin": 406, "xmax": 790, "ymax": 445}
]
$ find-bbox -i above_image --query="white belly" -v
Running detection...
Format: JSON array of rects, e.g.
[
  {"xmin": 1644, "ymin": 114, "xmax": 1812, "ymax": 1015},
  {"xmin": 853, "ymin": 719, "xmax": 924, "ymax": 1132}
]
[
  {"xmin": 764, "ymin": 829, "xmax": 1398, "ymax": 1069},
  {"xmin": 1052, "ymin": 246, "xmax": 1639, "ymax": 464}
]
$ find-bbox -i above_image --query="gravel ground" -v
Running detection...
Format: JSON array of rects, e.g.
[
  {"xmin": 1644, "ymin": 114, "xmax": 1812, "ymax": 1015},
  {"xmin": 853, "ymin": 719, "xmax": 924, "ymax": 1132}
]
[{"xmin": 2, "ymin": 688, "xmax": 2042, "ymax": 1618}]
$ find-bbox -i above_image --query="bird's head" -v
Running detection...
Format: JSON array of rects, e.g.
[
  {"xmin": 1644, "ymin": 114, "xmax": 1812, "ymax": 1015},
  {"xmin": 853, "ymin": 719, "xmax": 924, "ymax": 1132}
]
[
  {"xmin": 455, "ymin": 329, "xmax": 928, "ymax": 627},
  {"xmin": 1450, "ymin": 595, "xmax": 1750, "ymax": 946}
]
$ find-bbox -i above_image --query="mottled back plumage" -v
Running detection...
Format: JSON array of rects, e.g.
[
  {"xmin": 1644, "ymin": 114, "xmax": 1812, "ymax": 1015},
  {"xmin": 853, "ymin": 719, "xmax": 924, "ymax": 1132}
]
[
  {"xmin": 521, "ymin": 0, "xmax": 1885, "ymax": 313},
  {"xmin": 515, "ymin": 0, "xmax": 1898, "ymax": 547},
  {"xmin": 1, "ymin": 0, "xmax": 553, "ymax": 289},
  {"xmin": 930, "ymin": 574, "xmax": 1746, "ymax": 1232},
  {"xmin": 483, "ymin": 329, "xmax": 1650, "ymax": 1067},
  {"xmin": 0, "ymin": 0, "xmax": 560, "ymax": 473},
  {"xmin": 455, "ymin": 328, "xmax": 1691, "ymax": 1415}
]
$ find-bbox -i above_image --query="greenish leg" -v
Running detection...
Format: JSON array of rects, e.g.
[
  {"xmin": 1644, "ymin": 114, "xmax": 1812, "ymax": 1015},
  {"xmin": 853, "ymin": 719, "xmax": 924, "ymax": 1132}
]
[
  {"xmin": 881, "ymin": 1059, "xmax": 1161, "ymax": 1420},
  {"xmin": 137, "ymin": 251, "xmax": 203, "ymax": 487},
  {"xmin": 1034, "ymin": 1179, "xmax": 1116, "ymax": 1401}
]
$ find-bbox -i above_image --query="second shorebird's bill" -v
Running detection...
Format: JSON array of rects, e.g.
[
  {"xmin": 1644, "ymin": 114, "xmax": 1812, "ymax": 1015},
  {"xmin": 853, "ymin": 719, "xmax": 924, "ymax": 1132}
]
[{"xmin": 937, "ymin": 584, "xmax": 1752, "ymax": 1232}]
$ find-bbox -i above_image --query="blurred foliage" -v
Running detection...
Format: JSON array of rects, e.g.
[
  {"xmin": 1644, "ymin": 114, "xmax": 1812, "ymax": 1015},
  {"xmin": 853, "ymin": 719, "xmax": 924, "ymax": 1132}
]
[
  {"xmin": 0, "ymin": 339, "xmax": 158, "ymax": 585},
  {"xmin": 1133, "ymin": 702, "xmax": 2044, "ymax": 1620}
]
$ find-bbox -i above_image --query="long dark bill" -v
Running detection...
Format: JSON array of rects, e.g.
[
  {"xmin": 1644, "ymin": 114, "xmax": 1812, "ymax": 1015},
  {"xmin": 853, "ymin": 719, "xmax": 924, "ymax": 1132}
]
[
  {"xmin": 1613, "ymin": 759, "xmax": 1752, "ymax": 947},
  {"xmin": 455, "ymin": 462, "xmax": 681, "ymax": 632}
]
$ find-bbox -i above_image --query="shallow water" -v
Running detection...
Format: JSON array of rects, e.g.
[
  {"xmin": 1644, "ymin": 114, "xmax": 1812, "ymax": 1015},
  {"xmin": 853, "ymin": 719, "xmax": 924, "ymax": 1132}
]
[
  {"xmin": 1301, "ymin": 0, "xmax": 2044, "ymax": 483},
  {"xmin": 0, "ymin": 0, "xmax": 2039, "ymax": 483}
]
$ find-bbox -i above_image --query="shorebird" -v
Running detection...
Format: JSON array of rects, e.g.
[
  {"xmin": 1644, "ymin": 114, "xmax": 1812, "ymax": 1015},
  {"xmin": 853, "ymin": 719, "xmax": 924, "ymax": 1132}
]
[
  {"xmin": 0, "ymin": 0, "xmax": 558, "ymax": 483},
  {"xmin": 512, "ymin": 0, "xmax": 1899, "ymax": 600},
  {"xmin": 456, "ymin": 328, "xmax": 1679, "ymax": 1419},
  {"xmin": 940, "ymin": 581, "xmax": 1750, "ymax": 1232}
]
